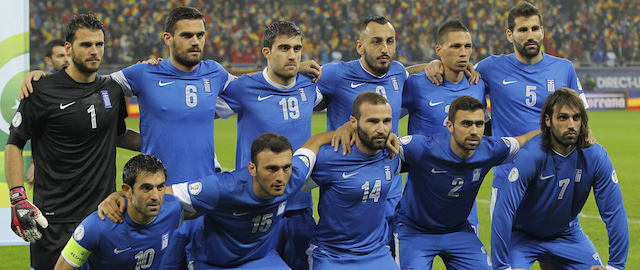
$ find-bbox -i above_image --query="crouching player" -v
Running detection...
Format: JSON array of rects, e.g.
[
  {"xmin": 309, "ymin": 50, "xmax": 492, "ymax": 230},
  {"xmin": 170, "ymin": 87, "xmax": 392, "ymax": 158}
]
[{"xmin": 54, "ymin": 154, "xmax": 182, "ymax": 270}]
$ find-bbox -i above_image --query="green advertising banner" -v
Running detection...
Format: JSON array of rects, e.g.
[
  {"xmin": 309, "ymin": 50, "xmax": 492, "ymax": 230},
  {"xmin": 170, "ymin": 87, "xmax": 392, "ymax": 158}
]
[{"xmin": 0, "ymin": 1, "xmax": 29, "ymax": 214}]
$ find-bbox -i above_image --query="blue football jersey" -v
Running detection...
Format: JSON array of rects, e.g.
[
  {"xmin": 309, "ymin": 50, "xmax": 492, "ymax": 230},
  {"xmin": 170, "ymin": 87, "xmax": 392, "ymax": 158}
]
[
  {"xmin": 491, "ymin": 135, "xmax": 629, "ymax": 270},
  {"xmin": 111, "ymin": 59, "xmax": 234, "ymax": 185},
  {"xmin": 172, "ymin": 150, "xmax": 315, "ymax": 267},
  {"xmin": 217, "ymin": 69, "xmax": 320, "ymax": 210},
  {"xmin": 402, "ymin": 72, "xmax": 487, "ymax": 135},
  {"xmin": 318, "ymin": 59, "xmax": 408, "ymax": 199},
  {"xmin": 308, "ymin": 145, "xmax": 400, "ymax": 255},
  {"xmin": 62, "ymin": 195, "xmax": 182, "ymax": 270},
  {"xmin": 397, "ymin": 134, "xmax": 518, "ymax": 233},
  {"xmin": 475, "ymin": 53, "xmax": 586, "ymax": 189}
]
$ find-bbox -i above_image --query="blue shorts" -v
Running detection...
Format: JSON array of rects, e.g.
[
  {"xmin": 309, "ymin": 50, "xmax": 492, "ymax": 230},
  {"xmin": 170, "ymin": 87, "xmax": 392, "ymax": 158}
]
[
  {"xmin": 397, "ymin": 223, "xmax": 491, "ymax": 270},
  {"xmin": 468, "ymin": 200, "xmax": 479, "ymax": 236},
  {"xmin": 275, "ymin": 207, "xmax": 315, "ymax": 270},
  {"xmin": 307, "ymin": 244, "xmax": 399, "ymax": 270},
  {"xmin": 508, "ymin": 226, "xmax": 604, "ymax": 269},
  {"xmin": 193, "ymin": 249, "xmax": 291, "ymax": 269}
]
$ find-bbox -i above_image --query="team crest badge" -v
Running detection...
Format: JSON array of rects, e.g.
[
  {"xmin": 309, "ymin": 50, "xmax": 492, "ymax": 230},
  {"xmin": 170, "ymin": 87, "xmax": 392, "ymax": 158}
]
[
  {"xmin": 189, "ymin": 182, "xmax": 202, "ymax": 195},
  {"xmin": 73, "ymin": 225, "xmax": 85, "ymax": 241},
  {"xmin": 508, "ymin": 167, "xmax": 519, "ymax": 182},
  {"xmin": 101, "ymin": 90, "xmax": 112, "ymax": 108},
  {"xmin": 11, "ymin": 112, "xmax": 22, "ymax": 127},
  {"xmin": 162, "ymin": 232, "xmax": 169, "ymax": 250},
  {"xmin": 399, "ymin": 135, "xmax": 412, "ymax": 145}
]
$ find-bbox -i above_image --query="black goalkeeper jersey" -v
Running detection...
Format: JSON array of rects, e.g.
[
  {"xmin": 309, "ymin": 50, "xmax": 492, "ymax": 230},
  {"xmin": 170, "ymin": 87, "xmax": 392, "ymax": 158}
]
[{"xmin": 8, "ymin": 70, "xmax": 127, "ymax": 223}]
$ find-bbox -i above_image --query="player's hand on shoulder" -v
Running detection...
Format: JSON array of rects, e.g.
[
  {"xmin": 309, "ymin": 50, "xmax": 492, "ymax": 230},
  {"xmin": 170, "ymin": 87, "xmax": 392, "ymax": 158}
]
[
  {"xmin": 20, "ymin": 70, "xmax": 47, "ymax": 100},
  {"xmin": 589, "ymin": 266, "xmax": 606, "ymax": 270},
  {"xmin": 424, "ymin": 60, "xmax": 444, "ymax": 86},
  {"xmin": 299, "ymin": 60, "xmax": 322, "ymax": 83},
  {"xmin": 97, "ymin": 191, "xmax": 126, "ymax": 223},
  {"xmin": 332, "ymin": 121, "xmax": 356, "ymax": 155},
  {"xmin": 137, "ymin": 57, "xmax": 163, "ymax": 65},
  {"xmin": 464, "ymin": 63, "xmax": 480, "ymax": 85},
  {"xmin": 9, "ymin": 186, "xmax": 48, "ymax": 243},
  {"xmin": 386, "ymin": 133, "xmax": 400, "ymax": 158}
]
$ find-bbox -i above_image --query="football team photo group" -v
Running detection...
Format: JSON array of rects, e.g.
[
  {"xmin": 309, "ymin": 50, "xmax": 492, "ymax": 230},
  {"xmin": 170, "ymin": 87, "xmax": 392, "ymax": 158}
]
[{"xmin": 4, "ymin": 1, "xmax": 632, "ymax": 270}]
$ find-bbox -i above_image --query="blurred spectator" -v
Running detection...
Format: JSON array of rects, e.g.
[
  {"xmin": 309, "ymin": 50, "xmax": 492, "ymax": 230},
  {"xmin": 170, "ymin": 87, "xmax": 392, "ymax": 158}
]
[{"xmin": 30, "ymin": 0, "xmax": 640, "ymax": 70}]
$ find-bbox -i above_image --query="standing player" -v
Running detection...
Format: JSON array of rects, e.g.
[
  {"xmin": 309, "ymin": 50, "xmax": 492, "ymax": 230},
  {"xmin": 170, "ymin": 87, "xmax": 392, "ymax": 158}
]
[
  {"xmin": 25, "ymin": 39, "xmax": 72, "ymax": 187},
  {"xmin": 316, "ymin": 15, "xmax": 408, "ymax": 257},
  {"xmin": 54, "ymin": 154, "xmax": 182, "ymax": 270},
  {"xmin": 425, "ymin": 2, "xmax": 588, "ymax": 219},
  {"xmin": 396, "ymin": 96, "xmax": 538, "ymax": 270},
  {"xmin": 5, "ymin": 14, "xmax": 139, "ymax": 270},
  {"xmin": 44, "ymin": 39, "xmax": 70, "ymax": 72},
  {"xmin": 303, "ymin": 92, "xmax": 400, "ymax": 269},
  {"xmin": 402, "ymin": 19, "xmax": 487, "ymax": 235},
  {"xmin": 491, "ymin": 88, "xmax": 628, "ymax": 270},
  {"xmin": 215, "ymin": 21, "xmax": 320, "ymax": 270}
]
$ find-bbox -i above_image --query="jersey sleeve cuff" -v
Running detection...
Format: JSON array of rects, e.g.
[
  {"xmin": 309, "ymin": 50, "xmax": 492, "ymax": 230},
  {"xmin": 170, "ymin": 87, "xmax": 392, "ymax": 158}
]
[
  {"xmin": 501, "ymin": 137, "xmax": 521, "ymax": 165},
  {"xmin": 109, "ymin": 71, "xmax": 133, "ymax": 97},
  {"xmin": 172, "ymin": 183, "xmax": 196, "ymax": 212},
  {"xmin": 215, "ymin": 96, "xmax": 235, "ymax": 119}
]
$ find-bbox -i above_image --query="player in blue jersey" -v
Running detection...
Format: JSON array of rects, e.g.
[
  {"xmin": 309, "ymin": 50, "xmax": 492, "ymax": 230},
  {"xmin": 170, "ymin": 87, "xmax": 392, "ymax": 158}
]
[
  {"xmin": 316, "ymin": 15, "xmax": 409, "ymax": 259},
  {"xmin": 396, "ymin": 96, "xmax": 539, "ymax": 270},
  {"xmin": 54, "ymin": 154, "xmax": 182, "ymax": 270},
  {"xmin": 215, "ymin": 21, "xmax": 321, "ymax": 270},
  {"xmin": 302, "ymin": 92, "xmax": 400, "ymax": 269},
  {"xmin": 491, "ymin": 88, "xmax": 629, "ymax": 270},
  {"xmin": 424, "ymin": 3, "xmax": 588, "ymax": 224},
  {"xmin": 402, "ymin": 19, "xmax": 487, "ymax": 236},
  {"xmin": 166, "ymin": 133, "xmax": 336, "ymax": 269}
]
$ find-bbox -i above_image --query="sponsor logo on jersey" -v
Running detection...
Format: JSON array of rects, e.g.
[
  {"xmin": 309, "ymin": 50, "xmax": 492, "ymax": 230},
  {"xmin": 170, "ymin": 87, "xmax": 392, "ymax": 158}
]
[
  {"xmin": 429, "ymin": 101, "xmax": 444, "ymax": 106},
  {"xmin": 11, "ymin": 112, "xmax": 21, "ymax": 127},
  {"xmin": 73, "ymin": 225, "xmax": 85, "ymax": 241},
  {"xmin": 101, "ymin": 90, "xmax": 112, "ymax": 108},
  {"xmin": 431, "ymin": 168, "xmax": 447, "ymax": 174},
  {"xmin": 232, "ymin": 211, "xmax": 249, "ymax": 217},
  {"xmin": 113, "ymin": 247, "xmax": 131, "ymax": 254},
  {"xmin": 472, "ymin": 168, "xmax": 482, "ymax": 182},
  {"xmin": 59, "ymin": 101, "xmax": 76, "ymax": 110},
  {"xmin": 189, "ymin": 182, "xmax": 202, "ymax": 195},
  {"xmin": 539, "ymin": 174, "xmax": 554, "ymax": 180},
  {"xmin": 502, "ymin": 79, "xmax": 517, "ymax": 85},
  {"xmin": 342, "ymin": 172, "xmax": 359, "ymax": 178},
  {"xmin": 350, "ymin": 82, "xmax": 366, "ymax": 88},
  {"xmin": 611, "ymin": 170, "xmax": 618, "ymax": 184},
  {"xmin": 508, "ymin": 167, "xmax": 519, "ymax": 182},
  {"xmin": 158, "ymin": 81, "xmax": 175, "ymax": 87},
  {"xmin": 257, "ymin": 95, "xmax": 273, "ymax": 101},
  {"xmin": 399, "ymin": 135, "xmax": 412, "ymax": 145},
  {"xmin": 162, "ymin": 233, "xmax": 169, "ymax": 250}
]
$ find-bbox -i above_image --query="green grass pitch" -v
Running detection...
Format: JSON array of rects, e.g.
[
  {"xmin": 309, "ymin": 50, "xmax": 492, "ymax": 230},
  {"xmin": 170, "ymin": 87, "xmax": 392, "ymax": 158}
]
[{"xmin": 1, "ymin": 110, "xmax": 638, "ymax": 269}]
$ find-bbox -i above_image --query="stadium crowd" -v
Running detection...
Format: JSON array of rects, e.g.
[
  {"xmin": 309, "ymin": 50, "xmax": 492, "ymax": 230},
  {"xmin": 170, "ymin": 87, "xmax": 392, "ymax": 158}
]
[{"xmin": 29, "ymin": 0, "xmax": 640, "ymax": 71}]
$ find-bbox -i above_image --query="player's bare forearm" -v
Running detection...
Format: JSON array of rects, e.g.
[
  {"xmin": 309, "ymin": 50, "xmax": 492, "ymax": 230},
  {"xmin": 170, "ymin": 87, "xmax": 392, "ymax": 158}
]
[
  {"xmin": 405, "ymin": 63, "xmax": 428, "ymax": 75},
  {"xmin": 117, "ymin": 129, "xmax": 141, "ymax": 151},
  {"xmin": 54, "ymin": 255, "xmax": 79, "ymax": 270},
  {"xmin": 514, "ymin": 129, "xmax": 542, "ymax": 147},
  {"xmin": 302, "ymin": 131, "xmax": 336, "ymax": 154},
  {"xmin": 5, "ymin": 144, "xmax": 26, "ymax": 190}
]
